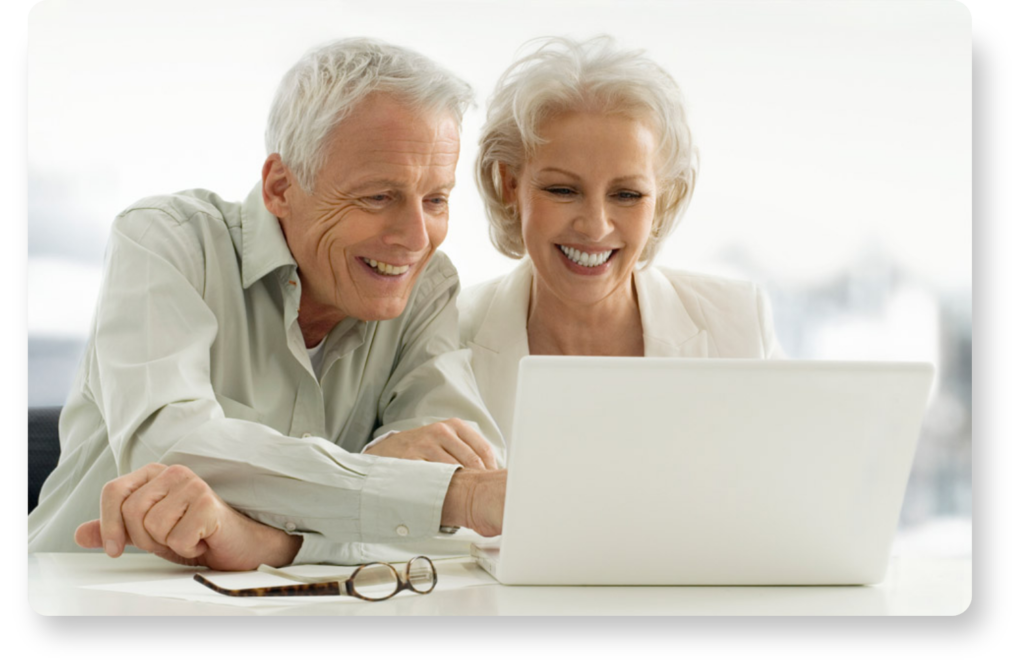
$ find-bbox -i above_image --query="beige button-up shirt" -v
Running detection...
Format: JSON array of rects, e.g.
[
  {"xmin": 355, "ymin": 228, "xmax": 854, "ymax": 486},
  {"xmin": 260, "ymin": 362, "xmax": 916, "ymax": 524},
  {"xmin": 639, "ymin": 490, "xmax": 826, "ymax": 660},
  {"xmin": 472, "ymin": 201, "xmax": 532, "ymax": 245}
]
[{"xmin": 29, "ymin": 184, "xmax": 504, "ymax": 564}]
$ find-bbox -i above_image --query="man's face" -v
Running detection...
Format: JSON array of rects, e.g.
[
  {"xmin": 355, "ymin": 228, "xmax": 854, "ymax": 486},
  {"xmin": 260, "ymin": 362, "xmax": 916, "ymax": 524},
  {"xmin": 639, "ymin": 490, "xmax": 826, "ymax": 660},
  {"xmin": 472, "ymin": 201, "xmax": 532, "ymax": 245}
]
[{"xmin": 275, "ymin": 93, "xmax": 459, "ymax": 323}]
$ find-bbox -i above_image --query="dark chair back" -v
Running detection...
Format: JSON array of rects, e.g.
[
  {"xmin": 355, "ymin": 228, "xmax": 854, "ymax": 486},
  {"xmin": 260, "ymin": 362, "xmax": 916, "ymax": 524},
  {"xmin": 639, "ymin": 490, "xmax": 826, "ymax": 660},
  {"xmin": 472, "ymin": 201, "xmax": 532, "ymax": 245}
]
[{"xmin": 28, "ymin": 406, "xmax": 63, "ymax": 513}]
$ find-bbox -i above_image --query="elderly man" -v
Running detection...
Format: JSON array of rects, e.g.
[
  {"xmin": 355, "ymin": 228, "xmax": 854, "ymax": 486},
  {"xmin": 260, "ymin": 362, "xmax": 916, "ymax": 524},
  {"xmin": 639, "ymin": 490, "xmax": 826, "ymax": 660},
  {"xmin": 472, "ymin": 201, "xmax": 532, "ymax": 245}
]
[{"xmin": 28, "ymin": 38, "xmax": 506, "ymax": 569}]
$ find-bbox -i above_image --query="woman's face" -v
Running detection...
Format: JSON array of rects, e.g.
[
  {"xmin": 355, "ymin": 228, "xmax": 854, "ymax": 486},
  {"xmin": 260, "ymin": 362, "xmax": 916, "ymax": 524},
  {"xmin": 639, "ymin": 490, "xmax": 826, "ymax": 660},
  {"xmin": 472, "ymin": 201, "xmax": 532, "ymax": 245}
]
[{"xmin": 506, "ymin": 110, "xmax": 659, "ymax": 308}]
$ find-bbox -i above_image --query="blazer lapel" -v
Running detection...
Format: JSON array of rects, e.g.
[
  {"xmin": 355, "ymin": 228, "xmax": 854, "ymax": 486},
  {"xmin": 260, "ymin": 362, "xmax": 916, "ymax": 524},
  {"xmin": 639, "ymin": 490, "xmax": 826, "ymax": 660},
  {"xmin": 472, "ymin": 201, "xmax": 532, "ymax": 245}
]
[
  {"xmin": 635, "ymin": 266, "xmax": 708, "ymax": 358},
  {"xmin": 466, "ymin": 261, "xmax": 533, "ymax": 440}
]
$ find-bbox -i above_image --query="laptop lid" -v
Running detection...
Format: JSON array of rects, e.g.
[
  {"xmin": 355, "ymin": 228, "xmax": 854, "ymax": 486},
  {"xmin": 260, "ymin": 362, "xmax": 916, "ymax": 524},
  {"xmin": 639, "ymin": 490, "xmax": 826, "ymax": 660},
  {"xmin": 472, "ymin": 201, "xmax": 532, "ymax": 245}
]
[{"xmin": 493, "ymin": 357, "xmax": 934, "ymax": 585}]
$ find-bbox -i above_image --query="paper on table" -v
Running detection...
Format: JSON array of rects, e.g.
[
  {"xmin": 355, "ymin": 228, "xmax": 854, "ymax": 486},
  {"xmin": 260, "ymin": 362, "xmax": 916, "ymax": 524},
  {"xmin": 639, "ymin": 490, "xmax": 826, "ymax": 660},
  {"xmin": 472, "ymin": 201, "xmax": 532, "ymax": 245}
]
[{"xmin": 81, "ymin": 532, "xmax": 498, "ymax": 608}]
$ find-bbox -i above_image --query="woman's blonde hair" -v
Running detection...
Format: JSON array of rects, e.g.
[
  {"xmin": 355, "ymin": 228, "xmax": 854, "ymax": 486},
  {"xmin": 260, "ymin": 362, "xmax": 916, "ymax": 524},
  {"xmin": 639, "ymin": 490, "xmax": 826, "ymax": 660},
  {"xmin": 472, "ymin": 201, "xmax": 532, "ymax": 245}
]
[{"xmin": 476, "ymin": 36, "xmax": 698, "ymax": 264}]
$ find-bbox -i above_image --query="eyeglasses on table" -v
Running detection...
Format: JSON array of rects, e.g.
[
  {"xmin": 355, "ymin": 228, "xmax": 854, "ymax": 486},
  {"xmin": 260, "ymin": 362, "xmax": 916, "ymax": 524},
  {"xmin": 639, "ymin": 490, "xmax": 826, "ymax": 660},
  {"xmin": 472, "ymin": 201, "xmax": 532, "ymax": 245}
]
[{"xmin": 194, "ymin": 555, "xmax": 438, "ymax": 601}]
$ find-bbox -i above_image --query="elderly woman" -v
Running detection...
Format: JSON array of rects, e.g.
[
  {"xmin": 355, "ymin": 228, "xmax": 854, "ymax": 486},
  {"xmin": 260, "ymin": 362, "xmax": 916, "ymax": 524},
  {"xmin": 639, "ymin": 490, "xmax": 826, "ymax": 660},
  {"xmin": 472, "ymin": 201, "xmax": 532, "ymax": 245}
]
[{"xmin": 460, "ymin": 36, "xmax": 785, "ymax": 445}]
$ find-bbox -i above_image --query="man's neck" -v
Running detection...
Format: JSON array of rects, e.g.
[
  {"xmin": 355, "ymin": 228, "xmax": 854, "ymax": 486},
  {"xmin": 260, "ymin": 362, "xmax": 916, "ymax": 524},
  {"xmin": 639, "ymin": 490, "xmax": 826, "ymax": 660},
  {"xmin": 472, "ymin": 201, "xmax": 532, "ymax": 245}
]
[{"xmin": 296, "ymin": 281, "xmax": 347, "ymax": 349}]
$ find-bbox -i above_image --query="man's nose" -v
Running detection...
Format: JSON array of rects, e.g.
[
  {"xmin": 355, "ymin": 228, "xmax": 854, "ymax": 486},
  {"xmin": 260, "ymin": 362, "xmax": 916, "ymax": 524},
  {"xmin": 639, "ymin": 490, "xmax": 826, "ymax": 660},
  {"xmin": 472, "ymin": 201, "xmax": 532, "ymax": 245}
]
[
  {"xmin": 382, "ymin": 202, "xmax": 431, "ymax": 250},
  {"xmin": 572, "ymin": 197, "xmax": 614, "ymax": 240}
]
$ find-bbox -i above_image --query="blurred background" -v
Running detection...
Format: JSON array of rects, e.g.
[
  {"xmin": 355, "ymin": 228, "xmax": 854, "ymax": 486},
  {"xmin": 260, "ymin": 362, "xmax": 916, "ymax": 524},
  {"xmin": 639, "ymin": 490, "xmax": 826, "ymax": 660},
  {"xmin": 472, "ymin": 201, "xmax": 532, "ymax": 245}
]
[{"xmin": 27, "ymin": 0, "xmax": 971, "ymax": 552}]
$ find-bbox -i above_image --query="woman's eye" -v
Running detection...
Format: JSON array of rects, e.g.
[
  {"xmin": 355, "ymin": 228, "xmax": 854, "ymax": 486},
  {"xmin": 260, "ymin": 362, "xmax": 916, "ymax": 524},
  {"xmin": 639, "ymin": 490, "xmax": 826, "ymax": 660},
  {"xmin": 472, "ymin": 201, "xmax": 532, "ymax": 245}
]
[
  {"xmin": 614, "ymin": 191, "xmax": 643, "ymax": 201},
  {"xmin": 545, "ymin": 187, "xmax": 576, "ymax": 197}
]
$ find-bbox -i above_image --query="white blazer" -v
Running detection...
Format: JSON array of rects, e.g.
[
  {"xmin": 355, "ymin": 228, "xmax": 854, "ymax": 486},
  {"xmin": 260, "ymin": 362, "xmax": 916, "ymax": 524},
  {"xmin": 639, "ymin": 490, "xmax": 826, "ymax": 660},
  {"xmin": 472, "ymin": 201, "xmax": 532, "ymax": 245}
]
[{"xmin": 458, "ymin": 259, "xmax": 785, "ymax": 446}]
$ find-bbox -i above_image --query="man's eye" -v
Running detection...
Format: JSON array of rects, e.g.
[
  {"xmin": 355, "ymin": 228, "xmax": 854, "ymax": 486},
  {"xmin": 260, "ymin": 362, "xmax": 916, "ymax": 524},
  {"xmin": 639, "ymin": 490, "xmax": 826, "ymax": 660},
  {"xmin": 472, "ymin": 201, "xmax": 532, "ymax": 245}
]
[{"xmin": 363, "ymin": 194, "xmax": 391, "ymax": 206}]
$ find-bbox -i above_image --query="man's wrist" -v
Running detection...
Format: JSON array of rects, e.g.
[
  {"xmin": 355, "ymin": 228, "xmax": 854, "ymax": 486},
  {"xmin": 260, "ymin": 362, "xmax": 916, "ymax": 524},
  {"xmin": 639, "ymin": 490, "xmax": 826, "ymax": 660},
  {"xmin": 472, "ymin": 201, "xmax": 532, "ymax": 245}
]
[
  {"xmin": 250, "ymin": 521, "xmax": 303, "ymax": 568},
  {"xmin": 440, "ymin": 468, "xmax": 472, "ymax": 529}
]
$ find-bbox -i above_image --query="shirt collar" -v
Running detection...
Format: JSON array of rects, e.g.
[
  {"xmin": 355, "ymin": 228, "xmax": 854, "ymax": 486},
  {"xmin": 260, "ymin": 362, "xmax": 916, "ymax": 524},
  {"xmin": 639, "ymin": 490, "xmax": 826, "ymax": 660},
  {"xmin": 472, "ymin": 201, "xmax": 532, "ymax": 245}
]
[
  {"xmin": 470, "ymin": 258, "xmax": 705, "ymax": 358},
  {"xmin": 471, "ymin": 259, "xmax": 534, "ymax": 354},
  {"xmin": 240, "ymin": 182, "xmax": 298, "ymax": 289},
  {"xmin": 635, "ymin": 264, "xmax": 705, "ymax": 357}
]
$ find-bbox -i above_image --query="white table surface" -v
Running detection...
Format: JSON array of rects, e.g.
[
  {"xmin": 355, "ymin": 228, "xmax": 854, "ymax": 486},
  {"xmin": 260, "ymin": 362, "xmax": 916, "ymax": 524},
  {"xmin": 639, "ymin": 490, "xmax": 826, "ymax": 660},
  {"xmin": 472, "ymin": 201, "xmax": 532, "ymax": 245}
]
[{"xmin": 28, "ymin": 552, "xmax": 971, "ymax": 616}]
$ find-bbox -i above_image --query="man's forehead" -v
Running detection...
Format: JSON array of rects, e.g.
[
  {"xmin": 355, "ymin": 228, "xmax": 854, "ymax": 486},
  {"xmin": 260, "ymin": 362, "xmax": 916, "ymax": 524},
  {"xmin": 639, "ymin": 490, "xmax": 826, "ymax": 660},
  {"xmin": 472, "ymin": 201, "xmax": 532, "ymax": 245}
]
[
  {"xmin": 334, "ymin": 93, "xmax": 460, "ymax": 145},
  {"xmin": 320, "ymin": 141, "xmax": 460, "ymax": 192},
  {"xmin": 319, "ymin": 96, "xmax": 461, "ymax": 181}
]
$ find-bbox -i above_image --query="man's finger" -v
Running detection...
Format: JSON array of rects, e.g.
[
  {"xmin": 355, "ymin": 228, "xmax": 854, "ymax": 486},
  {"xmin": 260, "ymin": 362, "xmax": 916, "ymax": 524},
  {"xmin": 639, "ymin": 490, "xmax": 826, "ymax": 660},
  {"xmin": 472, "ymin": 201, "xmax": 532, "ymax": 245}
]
[
  {"xmin": 75, "ymin": 520, "xmax": 102, "ymax": 549},
  {"xmin": 450, "ymin": 421, "xmax": 498, "ymax": 470},
  {"xmin": 164, "ymin": 494, "xmax": 219, "ymax": 560},
  {"xmin": 119, "ymin": 465, "xmax": 193, "ymax": 553},
  {"xmin": 99, "ymin": 463, "xmax": 167, "ymax": 557},
  {"xmin": 143, "ymin": 483, "xmax": 197, "ymax": 547},
  {"xmin": 436, "ymin": 431, "xmax": 487, "ymax": 470},
  {"xmin": 419, "ymin": 443, "xmax": 463, "ymax": 467}
]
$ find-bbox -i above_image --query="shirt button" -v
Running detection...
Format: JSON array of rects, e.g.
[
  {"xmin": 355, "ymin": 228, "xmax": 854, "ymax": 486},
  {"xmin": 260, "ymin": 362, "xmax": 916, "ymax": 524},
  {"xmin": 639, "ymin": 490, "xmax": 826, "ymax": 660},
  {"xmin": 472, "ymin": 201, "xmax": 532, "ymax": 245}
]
[
  {"xmin": 301, "ymin": 433, "xmax": 313, "ymax": 439},
  {"xmin": 395, "ymin": 525, "xmax": 409, "ymax": 537},
  {"xmin": 285, "ymin": 522, "xmax": 297, "ymax": 532}
]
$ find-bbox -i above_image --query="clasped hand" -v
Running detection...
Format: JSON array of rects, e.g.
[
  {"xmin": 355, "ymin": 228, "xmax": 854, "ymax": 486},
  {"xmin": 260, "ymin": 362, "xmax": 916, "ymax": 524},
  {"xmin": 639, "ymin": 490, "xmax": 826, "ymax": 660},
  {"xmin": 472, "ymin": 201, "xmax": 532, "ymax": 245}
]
[{"xmin": 74, "ymin": 463, "xmax": 300, "ymax": 571}]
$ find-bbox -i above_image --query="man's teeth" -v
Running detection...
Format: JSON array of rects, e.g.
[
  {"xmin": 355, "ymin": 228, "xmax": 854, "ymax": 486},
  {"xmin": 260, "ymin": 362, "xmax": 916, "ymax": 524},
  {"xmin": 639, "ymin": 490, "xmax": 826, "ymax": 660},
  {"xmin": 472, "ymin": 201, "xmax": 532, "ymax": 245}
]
[
  {"xmin": 364, "ymin": 258, "xmax": 410, "ymax": 276},
  {"xmin": 559, "ymin": 245, "xmax": 613, "ymax": 268}
]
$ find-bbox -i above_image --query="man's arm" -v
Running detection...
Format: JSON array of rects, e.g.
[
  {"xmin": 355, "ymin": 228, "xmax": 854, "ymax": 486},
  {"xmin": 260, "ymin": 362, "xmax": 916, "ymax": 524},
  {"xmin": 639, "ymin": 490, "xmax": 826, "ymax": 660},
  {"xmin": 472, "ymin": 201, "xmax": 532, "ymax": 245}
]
[
  {"xmin": 74, "ymin": 464, "xmax": 302, "ymax": 570},
  {"xmin": 85, "ymin": 206, "xmax": 467, "ymax": 550},
  {"xmin": 77, "ymin": 463, "xmax": 506, "ymax": 570},
  {"xmin": 367, "ymin": 253, "xmax": 508, "ymax": 468}
]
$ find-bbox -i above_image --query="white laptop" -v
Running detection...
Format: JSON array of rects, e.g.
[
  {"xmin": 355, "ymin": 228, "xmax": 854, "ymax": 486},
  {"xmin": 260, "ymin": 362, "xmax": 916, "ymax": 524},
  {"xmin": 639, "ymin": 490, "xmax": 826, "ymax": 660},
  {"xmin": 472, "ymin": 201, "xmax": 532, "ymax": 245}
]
[{"xmin": 472, "ymin": 357, "xmax": 934, "ymax": 586}]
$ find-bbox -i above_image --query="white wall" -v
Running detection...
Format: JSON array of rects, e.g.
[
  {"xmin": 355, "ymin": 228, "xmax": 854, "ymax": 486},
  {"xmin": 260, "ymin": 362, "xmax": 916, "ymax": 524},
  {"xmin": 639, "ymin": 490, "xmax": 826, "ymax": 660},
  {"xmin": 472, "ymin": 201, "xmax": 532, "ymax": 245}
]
[{"xmin": 27, "ymin": 0, "xmax": 971, "ymax": 343}]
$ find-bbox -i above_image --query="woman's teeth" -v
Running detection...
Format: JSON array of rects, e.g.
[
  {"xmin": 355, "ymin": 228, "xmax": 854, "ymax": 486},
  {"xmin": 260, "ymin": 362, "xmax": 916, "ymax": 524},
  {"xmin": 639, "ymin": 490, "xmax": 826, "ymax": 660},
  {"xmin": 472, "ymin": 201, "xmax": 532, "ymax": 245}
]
[
  {"xmin": 559, "ymin": 245, "xmax": 613, "ymax": 268},
  {"xmin": 363, "ymin": 258, "xmax": 410, "ymax": 276}
]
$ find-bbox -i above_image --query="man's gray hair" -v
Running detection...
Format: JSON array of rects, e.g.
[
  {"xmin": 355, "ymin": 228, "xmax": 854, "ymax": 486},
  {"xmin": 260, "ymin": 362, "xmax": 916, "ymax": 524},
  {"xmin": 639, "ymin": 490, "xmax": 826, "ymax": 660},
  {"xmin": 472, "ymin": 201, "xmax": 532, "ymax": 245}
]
[
  {"xmin": 476, "ymin": 36, "xmax": 699, "ymax": 264},
  {"xmin": 266, "ymin": 38, "xmax": 474, "ymax": 193}
]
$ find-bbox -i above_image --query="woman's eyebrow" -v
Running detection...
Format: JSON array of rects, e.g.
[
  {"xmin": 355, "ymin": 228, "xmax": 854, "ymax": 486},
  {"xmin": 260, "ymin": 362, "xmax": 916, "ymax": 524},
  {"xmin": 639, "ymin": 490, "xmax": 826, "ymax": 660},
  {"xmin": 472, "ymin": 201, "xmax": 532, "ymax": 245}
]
[
  {"xmin": 538, "ymin": 167, "xmax": 650, "ymax": 184},
  {"xmin": 538, "ymin": 167, "xmax": 581, "ymax": 180}
]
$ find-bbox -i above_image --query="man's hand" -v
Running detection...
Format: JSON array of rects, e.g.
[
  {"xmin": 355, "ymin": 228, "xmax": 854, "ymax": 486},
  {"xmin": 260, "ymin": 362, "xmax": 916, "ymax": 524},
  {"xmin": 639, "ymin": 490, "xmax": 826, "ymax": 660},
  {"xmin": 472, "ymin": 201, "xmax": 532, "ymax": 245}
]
[
  {"xmin": 441, "ymin": 469, "xmax": 506, "ymax": 537},
  {"xmin": 365, "ymin": 418, "xmax": 500, "ymax": 470},
  {"xmin": 74, "ymin": 463, "xmax": 302, "ymax": 571}
]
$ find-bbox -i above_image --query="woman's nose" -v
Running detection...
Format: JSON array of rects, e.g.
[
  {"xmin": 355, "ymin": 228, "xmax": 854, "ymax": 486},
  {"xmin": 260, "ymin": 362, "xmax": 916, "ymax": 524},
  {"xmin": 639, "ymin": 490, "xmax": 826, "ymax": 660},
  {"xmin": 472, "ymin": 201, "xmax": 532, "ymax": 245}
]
[{"xmin": 572, "ymin": 197, "xmax": 614, "ymax": 240}]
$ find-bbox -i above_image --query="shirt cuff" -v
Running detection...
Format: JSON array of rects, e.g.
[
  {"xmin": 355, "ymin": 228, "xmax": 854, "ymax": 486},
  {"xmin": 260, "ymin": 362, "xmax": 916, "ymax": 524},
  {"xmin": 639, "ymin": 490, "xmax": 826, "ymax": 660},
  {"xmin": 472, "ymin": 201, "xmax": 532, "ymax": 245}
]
[
  {"xmin": 291, "ymin": 532, "xmax": 365, "ymax": 566},
  {"xmin": 290, "ymin": 530, "xmax": 477, "ymax": 566},
  {"xmin": 361, "ymin": 430, "xmax": 399, "ymax": 453},
  {"xmin": 360, "ymin": 457, "xmax": 460, "ymax": 541}
]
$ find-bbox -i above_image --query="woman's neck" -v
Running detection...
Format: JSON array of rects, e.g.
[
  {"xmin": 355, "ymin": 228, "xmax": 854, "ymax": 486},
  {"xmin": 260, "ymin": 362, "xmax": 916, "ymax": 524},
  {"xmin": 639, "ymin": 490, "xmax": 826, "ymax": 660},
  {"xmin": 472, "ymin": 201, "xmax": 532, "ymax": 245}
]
[{"xmin": 526, "ymin": 273, "xmax": 645, "ymax": 357}]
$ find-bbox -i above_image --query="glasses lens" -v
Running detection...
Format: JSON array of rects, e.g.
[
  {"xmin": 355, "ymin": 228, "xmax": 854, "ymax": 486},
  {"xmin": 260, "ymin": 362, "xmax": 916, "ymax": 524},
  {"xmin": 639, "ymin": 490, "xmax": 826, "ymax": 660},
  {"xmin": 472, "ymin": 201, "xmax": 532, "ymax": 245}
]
[
  {"xmin": 350, "ymin": 563, "xmax": 399, "ymax": 600},
  {"xmin": 406, "ymin": 557, "xmax": 436, "ymax": 594}
]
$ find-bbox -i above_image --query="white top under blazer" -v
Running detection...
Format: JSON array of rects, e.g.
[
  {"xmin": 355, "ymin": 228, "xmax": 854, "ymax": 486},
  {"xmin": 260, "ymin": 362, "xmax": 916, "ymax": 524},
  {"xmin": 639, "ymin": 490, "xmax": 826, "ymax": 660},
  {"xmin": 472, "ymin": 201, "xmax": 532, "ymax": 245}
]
[{"xmin": 458, "ymin": 259, "xmax": 786, "ymax": 446}]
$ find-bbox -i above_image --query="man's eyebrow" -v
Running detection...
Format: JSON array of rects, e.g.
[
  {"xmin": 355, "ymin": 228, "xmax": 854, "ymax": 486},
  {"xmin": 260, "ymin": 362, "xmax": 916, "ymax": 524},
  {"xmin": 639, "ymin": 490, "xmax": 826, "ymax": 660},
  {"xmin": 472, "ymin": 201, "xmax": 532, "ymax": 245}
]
[
  {"xmin": 348, "ymin": 179, "xmax": 457, "ymax": 193},
  {"xmin": 349, "ymin": 179, "xmax": 406, "ymax": 193}
]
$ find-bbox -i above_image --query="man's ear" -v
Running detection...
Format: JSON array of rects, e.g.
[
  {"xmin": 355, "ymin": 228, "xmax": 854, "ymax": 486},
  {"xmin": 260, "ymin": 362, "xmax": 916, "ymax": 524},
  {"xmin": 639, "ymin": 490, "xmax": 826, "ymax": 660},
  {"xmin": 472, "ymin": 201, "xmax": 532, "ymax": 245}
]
[
  {"xmin": 498, "ymin": 163, "xmax": 519, "ymax": 207},
  {"xmin": 262, "ymin": 154, "xmax": 294, "ymax": 218}
]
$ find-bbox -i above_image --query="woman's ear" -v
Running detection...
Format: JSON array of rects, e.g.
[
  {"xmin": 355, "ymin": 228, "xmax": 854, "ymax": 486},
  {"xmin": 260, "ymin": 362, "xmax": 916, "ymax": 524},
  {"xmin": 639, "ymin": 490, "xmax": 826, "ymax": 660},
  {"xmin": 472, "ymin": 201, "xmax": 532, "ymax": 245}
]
[{"xmin": 498, "ymin": 163, "xmax": 519, "ymax": 207}]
